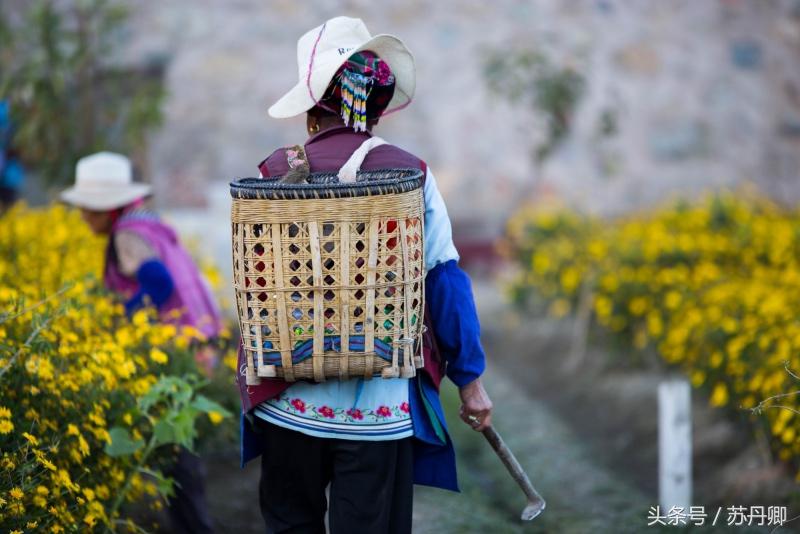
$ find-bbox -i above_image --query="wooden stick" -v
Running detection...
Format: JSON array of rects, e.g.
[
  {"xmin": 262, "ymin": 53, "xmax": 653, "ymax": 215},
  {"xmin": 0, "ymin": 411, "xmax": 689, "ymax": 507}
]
[{"xmin": 482, "ymin": 425, "xmax": 546, "ymax": 521}]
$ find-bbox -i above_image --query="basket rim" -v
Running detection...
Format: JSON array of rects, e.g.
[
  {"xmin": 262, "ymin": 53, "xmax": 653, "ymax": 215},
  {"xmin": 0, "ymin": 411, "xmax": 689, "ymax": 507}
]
[{"xmin": 229, "ymin": 167, "xmax": 423, "ymax": 194}]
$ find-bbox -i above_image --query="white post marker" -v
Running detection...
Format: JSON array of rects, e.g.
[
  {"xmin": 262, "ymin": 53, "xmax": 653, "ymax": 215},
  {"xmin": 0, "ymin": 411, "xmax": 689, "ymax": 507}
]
[{"xmin": 658, "ymin": 378, "xmax": 692, "ymax": 513}]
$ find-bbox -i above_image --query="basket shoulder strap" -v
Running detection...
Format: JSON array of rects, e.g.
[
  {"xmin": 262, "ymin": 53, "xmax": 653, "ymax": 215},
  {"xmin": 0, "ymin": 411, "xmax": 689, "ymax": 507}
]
[{"xmin": 337, "ymin": 136, "xmax": 388, "ymax": 183}]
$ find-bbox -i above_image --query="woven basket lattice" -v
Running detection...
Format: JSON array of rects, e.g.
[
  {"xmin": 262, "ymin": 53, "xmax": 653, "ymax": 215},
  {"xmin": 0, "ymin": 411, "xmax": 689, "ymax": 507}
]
[{"xmin": 230, "ymin": 169, "xmax": 425, "ymax": 384}]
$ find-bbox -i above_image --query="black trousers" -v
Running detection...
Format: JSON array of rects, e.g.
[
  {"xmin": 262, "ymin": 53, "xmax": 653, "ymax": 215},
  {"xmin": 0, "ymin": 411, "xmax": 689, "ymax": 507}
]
[
  {"xmin": 255, "ymin": 418, "xmax": 414, "ymax": 534},
  {"xmin": 163, "ymin": 446, "xmax": 214, "ymax": 534}
]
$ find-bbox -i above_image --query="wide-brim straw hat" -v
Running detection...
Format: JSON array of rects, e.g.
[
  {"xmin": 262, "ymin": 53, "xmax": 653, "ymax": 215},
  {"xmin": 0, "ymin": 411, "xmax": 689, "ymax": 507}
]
[
  {"xmin": 60, "ymin": 151, "xmax": 151, "ymax": 211},
  {"xmin": 268, "ymin": 16, "xmax": 415, "ymax": 119}
]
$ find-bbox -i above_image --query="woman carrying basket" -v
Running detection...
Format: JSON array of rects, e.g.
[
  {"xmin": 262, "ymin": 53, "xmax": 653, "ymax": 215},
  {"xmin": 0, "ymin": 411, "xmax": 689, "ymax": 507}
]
[{"xmin": 238, "ymin": 16, "xmax": 493, "ymax": 533}]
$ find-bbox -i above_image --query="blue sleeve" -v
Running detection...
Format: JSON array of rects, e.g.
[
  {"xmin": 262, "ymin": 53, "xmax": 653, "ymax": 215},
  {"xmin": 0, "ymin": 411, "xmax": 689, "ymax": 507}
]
[
  {"xmin": 425, "ymin": 259, "xmax": 486, "ymax": 387},
  {"xmin": 124, "ymin": 259, "xmax": 175, "ymax": 316}
]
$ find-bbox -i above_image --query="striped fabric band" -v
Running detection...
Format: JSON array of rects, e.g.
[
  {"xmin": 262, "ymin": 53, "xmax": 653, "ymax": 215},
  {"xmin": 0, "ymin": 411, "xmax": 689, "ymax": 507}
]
[{"xmin": 254, "ymin": 401, "xmax": 413, "ymax": 440}]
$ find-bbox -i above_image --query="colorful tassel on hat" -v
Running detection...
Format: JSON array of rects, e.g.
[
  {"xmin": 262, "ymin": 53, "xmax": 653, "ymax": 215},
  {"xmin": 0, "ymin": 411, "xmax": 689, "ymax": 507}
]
[
  {"xmin": 320, "ymin": 52, "xmax": 397, "ymax": 132},
  {"xmin": 339, "ymin": 68, "xmax": 374, "ymax": 133}
]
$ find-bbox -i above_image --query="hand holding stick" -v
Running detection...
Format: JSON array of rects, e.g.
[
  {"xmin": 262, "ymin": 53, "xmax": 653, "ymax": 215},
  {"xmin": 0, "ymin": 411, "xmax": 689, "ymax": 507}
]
[{"xmin": 460, "ymin": 378, "xmax": 546, "ymax": 521}]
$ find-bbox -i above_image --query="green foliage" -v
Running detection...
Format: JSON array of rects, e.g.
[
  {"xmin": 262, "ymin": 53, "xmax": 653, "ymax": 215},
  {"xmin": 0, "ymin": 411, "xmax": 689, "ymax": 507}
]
[
  {"xmin": 105, "ymin": 427, "xmax": 144, "ymax": 458},
  {"xmin": 483, "ymin": 48, "xmax": 585, "ymax": 162},
  {"xmin": 107, "ymin": 375, "xmax": 231, "ymax": 458},
  {"xmin": 0, "ymin": 0, "xmax": 165, "ymax": 185},
  {"xmin": 104, "ymin": 375, "xmax": 232, "ymax": 528}
]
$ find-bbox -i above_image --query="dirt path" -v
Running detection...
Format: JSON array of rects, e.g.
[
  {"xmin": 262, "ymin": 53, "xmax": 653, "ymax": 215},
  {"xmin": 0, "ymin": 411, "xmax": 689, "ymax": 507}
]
[
  {"xmin": 413, "ymin": 371, "xmax": 656, "ymax": 533},
  {"xmin": 198, "ymin": 277, "xmax": 785, "ymax": 533}
]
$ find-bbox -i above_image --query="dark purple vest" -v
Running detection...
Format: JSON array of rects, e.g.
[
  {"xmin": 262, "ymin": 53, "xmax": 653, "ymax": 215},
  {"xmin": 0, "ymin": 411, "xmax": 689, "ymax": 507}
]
[
  {"xmin": 238, "ymin": 126, "xmax": 443, "ymax": 412},
  {"xmin": 258, "ymin": 125, "xmax": 427, "ymax": 177}
]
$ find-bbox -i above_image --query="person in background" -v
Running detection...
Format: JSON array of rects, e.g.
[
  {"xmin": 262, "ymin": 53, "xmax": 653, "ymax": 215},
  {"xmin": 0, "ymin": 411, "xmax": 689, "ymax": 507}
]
[
  {"xmin": 60, "ymin": 151, "xmax": 222, "ymax": 534},
  {"xmin": 239, "ymin": 16, "xmax": 493, "ymax": 533},
  {"xmin": 0, "ymin": 100, "xmax": 24, "ymax": 211}
]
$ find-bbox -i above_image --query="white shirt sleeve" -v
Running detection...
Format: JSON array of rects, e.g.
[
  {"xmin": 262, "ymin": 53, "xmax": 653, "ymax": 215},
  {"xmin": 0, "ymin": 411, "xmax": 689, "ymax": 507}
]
[
  {"xmin": 423, "ymin": 166, "xmax": 460, "ymax": 272},
  {"xmin": 114, "ymin": 230, "xmax": 158, "ymax": 277}
]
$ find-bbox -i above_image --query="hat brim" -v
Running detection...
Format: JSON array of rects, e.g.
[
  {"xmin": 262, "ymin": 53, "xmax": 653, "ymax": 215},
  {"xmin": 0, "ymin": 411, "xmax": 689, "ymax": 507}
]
[
  {"xmin": 268, "ymin": 34, "xmax": 415, "ymax": 119},
  {"xmin": 60, "ymin": 184, "xmax": 152, "ymax": 211}
]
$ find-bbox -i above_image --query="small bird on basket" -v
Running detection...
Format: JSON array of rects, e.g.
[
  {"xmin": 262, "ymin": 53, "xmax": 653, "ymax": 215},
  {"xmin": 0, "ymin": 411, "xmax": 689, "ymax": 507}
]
[{"xmin": 279, "ymin": 144, "xmax": 311, "ymax": 184}]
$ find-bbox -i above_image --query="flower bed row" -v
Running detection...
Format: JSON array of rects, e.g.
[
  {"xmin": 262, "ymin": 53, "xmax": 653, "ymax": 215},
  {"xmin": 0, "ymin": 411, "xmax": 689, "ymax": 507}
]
[
  {"xmin": 0, "ymin": 204, "xmax": 233, "ymax": 532},
  {"xmin": 502, "ymin": 189, "xmax": 800, "ymax": 477}
]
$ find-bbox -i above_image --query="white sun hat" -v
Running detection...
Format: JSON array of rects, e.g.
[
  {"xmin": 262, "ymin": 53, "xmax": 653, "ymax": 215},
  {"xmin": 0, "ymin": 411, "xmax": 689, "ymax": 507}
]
[
  {"xmin": 60, "ymin": 151, "xmax": 151, "ymax": 211},
  {"xmin": 268, "ymin": 16, "xmax": 415, "ymax": 119}
]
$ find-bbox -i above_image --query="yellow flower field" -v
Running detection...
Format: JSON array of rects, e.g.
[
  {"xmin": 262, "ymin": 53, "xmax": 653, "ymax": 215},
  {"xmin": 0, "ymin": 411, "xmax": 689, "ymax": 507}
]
[
  {"xmin": 503, "ymin": 188, "xmax": 800, "ymax": 477},
  {"xmin": 0, "ymin": 204, "xmax": 233, "ymax": 532}
]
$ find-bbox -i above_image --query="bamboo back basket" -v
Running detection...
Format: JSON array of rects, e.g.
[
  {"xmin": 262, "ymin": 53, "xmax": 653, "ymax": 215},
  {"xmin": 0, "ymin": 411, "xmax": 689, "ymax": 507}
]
[{"xmin": 230, "ymin": 169, "xmax": 426, "ymax": 385}]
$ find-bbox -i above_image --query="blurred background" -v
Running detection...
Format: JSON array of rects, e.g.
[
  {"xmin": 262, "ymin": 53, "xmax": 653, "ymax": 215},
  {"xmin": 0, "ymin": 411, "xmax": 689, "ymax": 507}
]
[{"xmin": 3, "ymin": 0, "xmax": 800, "ymax": 532}]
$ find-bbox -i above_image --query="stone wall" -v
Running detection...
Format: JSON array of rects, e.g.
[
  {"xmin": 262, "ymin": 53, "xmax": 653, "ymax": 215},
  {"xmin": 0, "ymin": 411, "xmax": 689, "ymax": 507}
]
[{"xmin": 118, "ymin": 0, "xmax": 800, "ymax": 225}]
